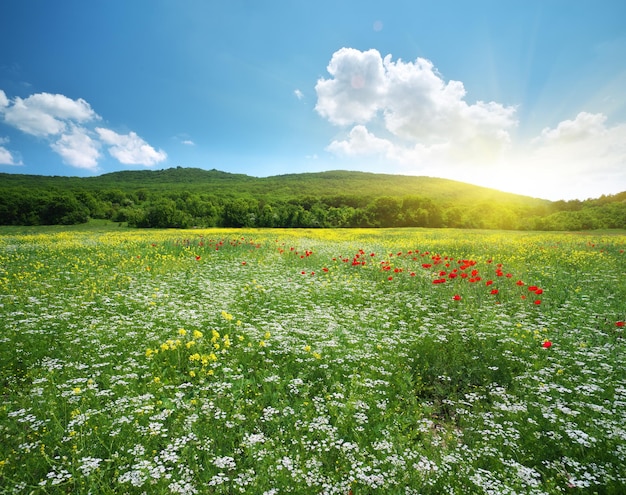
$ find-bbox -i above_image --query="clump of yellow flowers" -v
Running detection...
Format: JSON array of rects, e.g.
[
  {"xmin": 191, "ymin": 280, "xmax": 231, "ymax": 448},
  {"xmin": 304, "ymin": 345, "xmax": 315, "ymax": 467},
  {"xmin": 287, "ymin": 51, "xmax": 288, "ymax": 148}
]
[{"xmin": 145, "ymin": 312, "xmax": 245, "ymax": 381}]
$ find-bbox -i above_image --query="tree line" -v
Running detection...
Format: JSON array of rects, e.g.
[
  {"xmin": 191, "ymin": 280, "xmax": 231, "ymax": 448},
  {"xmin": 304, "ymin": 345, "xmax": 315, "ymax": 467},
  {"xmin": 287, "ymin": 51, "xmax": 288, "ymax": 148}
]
[{"xmin": 0, "ymin": 186, "xmax": 624, "ymax": 230}]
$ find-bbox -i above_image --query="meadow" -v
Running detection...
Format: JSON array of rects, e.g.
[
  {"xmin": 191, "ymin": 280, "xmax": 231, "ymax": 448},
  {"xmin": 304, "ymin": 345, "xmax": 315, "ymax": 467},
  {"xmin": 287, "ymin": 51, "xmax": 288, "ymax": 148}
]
[{"xmin": 0, "ymin": 226, "xmax": 625, "ymax": 494}]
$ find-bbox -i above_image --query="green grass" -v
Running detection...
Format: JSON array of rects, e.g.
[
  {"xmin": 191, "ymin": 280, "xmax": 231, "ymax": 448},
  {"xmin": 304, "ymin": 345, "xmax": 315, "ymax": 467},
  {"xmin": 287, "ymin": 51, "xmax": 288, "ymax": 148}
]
[{"xmin": 1, "ymin": 227, "xmax": 625, "ymax": 494}]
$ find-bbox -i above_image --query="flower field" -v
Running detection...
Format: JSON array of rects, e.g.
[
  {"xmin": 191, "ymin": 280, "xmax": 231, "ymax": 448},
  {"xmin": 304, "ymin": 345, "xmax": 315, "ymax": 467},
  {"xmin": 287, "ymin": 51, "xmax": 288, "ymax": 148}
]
[{"xmin": 1, "ymin": 227, "xmax": 625, "ymax": 494}]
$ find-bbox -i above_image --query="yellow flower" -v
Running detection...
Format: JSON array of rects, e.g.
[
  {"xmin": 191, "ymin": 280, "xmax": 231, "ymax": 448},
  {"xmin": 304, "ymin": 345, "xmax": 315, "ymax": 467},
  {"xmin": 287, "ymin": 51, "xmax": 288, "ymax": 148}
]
[
  {"xmin": 153, "ymin": 377, "xmax": 161, "ymax": 384},
  {"xmin": 259, "ymin": 340, "xmax": 266, "ymax": 347},
  {"xmin": 211, "ymin": 329, "xmax": 220, "ymax": 343},
  {"xmin": 193, "ymin": 330, "xmax": 203, "ymax": 339},
  {"xmin": 72, "ymin": 387, "xmax": 81, "ymax": 394},
  {"xmin": 189, "ymin": 353, "xmax": 201, "ymax": 362},
  {"xmin": 264, "ymin": 331, "xmax": 271, "ymax": 339},
  {"xmin": 178, "ymin": 328, "xmax": 187, "ymax": 336},
  {"xmin": 223, "ymin": 335, "xmax": 231, "ymax": 348},
  {"xmin": 186, "ymin": 341, "xmax": 196, "ymax": 349},
  {"xmin": 312, "ymin": 352, "xmax": 322, "ymax": 360},
  {"xmin": 304, "ymin": 345, "xmax": 311, "ymax": 353},
  {"xmin": 189, "ymin": 370, "xmax": 196, "ymax": 377},
  {"xmin": 221, "ymin": 310, "xmax": 233, "ymax": 321}
]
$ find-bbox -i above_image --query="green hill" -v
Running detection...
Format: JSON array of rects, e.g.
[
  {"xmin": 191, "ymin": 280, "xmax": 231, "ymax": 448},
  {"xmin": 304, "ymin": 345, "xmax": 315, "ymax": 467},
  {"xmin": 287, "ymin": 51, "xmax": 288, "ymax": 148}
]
[
  {"xmin": 0, "ymin": 167, "xmax": 550, "ymax": 205},
  {"xmin": 0, "ymin": 167, "xmax": 623, "ymax": 230}
]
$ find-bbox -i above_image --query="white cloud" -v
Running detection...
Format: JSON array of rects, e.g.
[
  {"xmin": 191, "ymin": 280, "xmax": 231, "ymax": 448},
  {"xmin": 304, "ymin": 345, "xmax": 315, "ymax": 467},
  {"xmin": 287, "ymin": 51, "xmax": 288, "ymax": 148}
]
[
  {"xmin": 2, "ymin": 92, "xmax": 99, "ymax": 136},
  {"xmin": 51, "ymin": 126, "xmax": 101, "ymax": 170},
  {"xmin": 182, "ymin": 139, "xmax": 195, "ymax": 146},
  {"xmin": 519, "ymin": 112, "xmax": 626, "ymax": 199},
  {"xmin": 0, "ymin": 89, "xmax": 168, "ymax": 171},
  {"xmin": 534, "ymin": 112, "xmax": 607, "ymax": 144},
  {"xmin": 327, "ymin": 125, "xmax": 394, "ymax": 156},
  {"xmin": 294, "ymin": 89, "xmax": 304, "ymax": 100},
  {"xmin": 315, "ymin": 48, "xmax": 387, "ymax": 125},
  {"xmin": 316, "ymin": 48, "xmax": 517, "ymax": 165},
  {"xmin": 0, "ymin": 136, "xmax": 21, "ymax": 166},
  {"xmin": 96, "ymin": 127, "xmax": 167, "ymax": 166},
  {"xmin": 0, "ymin": 146, "xmax": 19, "ymax": 165}
]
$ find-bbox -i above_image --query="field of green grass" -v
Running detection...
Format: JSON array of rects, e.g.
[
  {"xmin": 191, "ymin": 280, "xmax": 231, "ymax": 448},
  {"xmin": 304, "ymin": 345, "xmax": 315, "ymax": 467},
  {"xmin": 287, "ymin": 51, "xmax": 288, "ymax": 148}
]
[{"xmin": 1, "ymin": 227, "xmax": 625, "ymax": 494}]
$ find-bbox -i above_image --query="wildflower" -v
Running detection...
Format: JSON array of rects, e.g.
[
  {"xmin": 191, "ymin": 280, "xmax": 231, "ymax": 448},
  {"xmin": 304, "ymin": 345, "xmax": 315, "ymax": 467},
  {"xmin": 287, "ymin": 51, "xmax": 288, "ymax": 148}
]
[
  {"xmin": 221, "ymin": 311, "xmax": 233, "ymax": 321},
  {"xmin": 534, "ymin": 299, "xmax": 542, "ymax": 305},
  {"xmin": 178, "ymin": 328, "xmax": 187, "ymax": 336},
  {"xmin": 617, "ymin": 321, "xmax": 625, "ymax": 327},
  {"xmin": 490, "ymin": 289, "xmax": 499, "ymax": 295},
  {"xmin": 193, "ymin": 330, "xmax": 203, "ymax": 339},
  {"xmin": 453, "ymin": 294, "xmax": 462, "ymax": 301},
  {"xmin": 542, "ymin": 340, "xmax": 552, "ymax": 348}
]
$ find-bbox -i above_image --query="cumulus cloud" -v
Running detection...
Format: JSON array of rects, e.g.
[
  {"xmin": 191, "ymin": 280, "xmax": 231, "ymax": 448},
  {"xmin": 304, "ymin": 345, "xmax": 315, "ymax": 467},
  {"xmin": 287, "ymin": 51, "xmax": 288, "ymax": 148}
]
[
  {"xmin": 2, "ymin": 92, "xmax": 99, "ymax": 136},
  {"xmin": 315, "ymin": 48, "xmax": 517, "ymax": 157},
  {"xmin": 294, "ymin": 89, "xmax": 304, "ymax": 100},
  {"xmin": 522, "ymin": 112, "xmax": 626, "ymax": 197},
  {"xmin": 51, "ymin": 126, "xmax": 101, "ymax": 170},
  {"xmin": 0, "ymin": 136, "xmax": 22, "ymax": 166},
  {"xmin": 0, "ymin": 89, "xmax": 167, "ymax": 170},
  {"xmin": 534, "ymin": 112, "xmax": 607, "ymax": 144},
  {"xmin": 315, "ymin": 48, "xmax": 387, "ymax": 125},
  {"xmin": 0, "ymin": 146, "xmax": 19, "ymax": 165},
  {"xmin": 327, "ymin": 125, "xmax": 394, "ymax": 156},
  {"xmin": 96, "ymin": 128, "xmax": 167, "ymax": 165}
]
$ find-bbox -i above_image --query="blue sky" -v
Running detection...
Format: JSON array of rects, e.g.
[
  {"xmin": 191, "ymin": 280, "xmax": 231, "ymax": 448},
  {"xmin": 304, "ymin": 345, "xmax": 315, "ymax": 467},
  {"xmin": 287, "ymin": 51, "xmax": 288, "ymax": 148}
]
[{"xmin": 1, "ymin": 0, "xmax": 625, "ymax": 200}]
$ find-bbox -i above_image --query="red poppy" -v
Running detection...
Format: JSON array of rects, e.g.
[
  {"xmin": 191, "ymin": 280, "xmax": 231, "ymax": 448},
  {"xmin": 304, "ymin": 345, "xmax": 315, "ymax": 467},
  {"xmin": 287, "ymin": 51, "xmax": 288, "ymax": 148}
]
[
  {"xmin": 617, "ymin": 321, "xmax": 625, "ymax": 327},
  {"xmin": 453, "ymin": 294, "xmax": 462, "ymax": 301},
  {"xmin": 516, "ymin": 280, "xmax": 525, "ymax": 286},
  {"xmin": 535, "ymin": 288, "xmax": 543, "ymax": 295},
  {"xmin": 195, "ymin": 256, "xmax": 201, "ymax": 261},
  {"xmin": 542, "ymin": 340, "xmax": 552, "ymax": 348},
  {"xmin": 490, "ymin": 289, "xmax": 499, "ymax": 295},
  {"xmin": 534, "ymin": 300, "xmax": 541, "ymax": 305},
  {"xmin": 486, "ymin": 280, "xmax": 493, "ymax": 286}
]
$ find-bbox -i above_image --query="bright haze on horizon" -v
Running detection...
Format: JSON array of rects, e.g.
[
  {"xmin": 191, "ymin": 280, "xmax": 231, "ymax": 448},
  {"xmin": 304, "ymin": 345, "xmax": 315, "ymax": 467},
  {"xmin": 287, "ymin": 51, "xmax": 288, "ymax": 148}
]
[{"xmin": 0, "ymin": 0, "xmax": 625, "ymax": 201}]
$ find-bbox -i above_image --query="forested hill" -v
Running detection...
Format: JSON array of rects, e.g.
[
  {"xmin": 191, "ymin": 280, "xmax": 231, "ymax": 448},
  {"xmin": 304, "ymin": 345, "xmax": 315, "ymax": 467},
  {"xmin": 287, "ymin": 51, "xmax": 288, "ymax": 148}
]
[
  {"xmin": 0, "ymin": 167, "xmax": 624, "ymax": 230},
  {"xmin": 2, "ymin": 167, "xmax": 543, "ymax": 205}
]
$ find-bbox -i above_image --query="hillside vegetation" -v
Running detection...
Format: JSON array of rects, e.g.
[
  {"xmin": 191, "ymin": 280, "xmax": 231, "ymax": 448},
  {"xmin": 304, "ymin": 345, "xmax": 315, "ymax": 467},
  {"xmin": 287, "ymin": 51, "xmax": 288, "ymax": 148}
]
[{"xmin": 0, "ymin": 167, "xmax": 624, "ymax": 229}]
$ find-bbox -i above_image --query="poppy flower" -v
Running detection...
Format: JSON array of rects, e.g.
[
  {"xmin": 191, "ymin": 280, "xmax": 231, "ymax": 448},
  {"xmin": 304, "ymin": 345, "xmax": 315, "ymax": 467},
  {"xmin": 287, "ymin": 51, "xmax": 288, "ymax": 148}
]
[
  {"xmin": 542, "ymin": 340, "xmax": 552, "ymax": 348},
  {"xmin": 534, "ymin": 300, "xmax": 541, "ymax": 305},
  {"xmin": 490, "ymin": 289, "xmax": 499, "ymax": 295},
  {"xmin": 453, "ymin": 294, "xmax": 462, "ymax": 301},
  {"xmin": 617, "ymin": 321, "xmax": 625, "ymax": 327}
]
